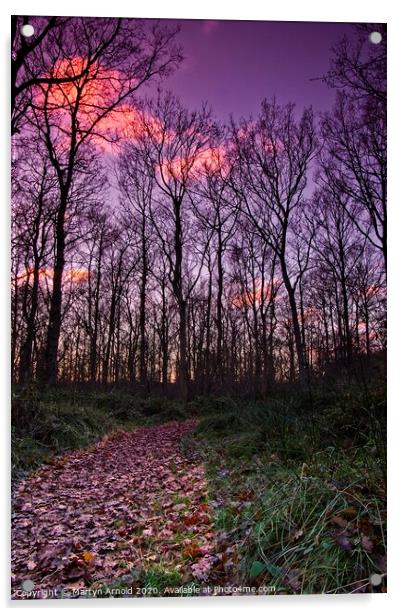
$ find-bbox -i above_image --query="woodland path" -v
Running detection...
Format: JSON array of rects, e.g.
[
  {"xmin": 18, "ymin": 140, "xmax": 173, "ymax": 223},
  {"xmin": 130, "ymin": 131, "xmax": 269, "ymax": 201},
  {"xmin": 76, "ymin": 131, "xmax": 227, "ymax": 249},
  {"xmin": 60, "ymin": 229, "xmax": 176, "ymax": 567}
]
[{"xmin": 11, "ymin": 420, "xmax": 232, "ymax": 598}]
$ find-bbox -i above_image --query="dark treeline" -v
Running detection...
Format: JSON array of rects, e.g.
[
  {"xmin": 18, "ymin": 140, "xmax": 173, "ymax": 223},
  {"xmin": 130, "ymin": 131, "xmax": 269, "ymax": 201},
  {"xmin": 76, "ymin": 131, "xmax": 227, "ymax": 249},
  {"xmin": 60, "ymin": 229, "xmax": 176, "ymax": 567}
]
[{"xmin": 11, "ymin": 18, "xmax": 386, "ymax": 399}]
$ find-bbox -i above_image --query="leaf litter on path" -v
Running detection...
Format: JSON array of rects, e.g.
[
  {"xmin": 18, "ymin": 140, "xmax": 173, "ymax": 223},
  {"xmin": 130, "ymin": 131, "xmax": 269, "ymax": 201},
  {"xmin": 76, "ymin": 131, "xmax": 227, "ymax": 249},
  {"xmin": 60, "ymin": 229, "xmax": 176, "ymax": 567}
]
[{"xmin": 11, "ymin": 420, "xmax": 220, "ymax": 598}]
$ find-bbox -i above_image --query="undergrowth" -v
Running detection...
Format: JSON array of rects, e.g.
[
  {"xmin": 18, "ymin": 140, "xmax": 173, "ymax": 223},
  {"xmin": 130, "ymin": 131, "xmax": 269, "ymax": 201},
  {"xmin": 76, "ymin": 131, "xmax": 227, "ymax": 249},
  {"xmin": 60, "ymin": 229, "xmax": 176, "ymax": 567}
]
[
  {"xmin": 11, "ymin": 380, "xmax": 387, "ymax": 595},
  {"xmin": 11, "ymin": 387, "xmax": 189, "ymax": 477},
  {"xmin": 194, "ymin": 384, "xmax": 387, "ymax": 594}
]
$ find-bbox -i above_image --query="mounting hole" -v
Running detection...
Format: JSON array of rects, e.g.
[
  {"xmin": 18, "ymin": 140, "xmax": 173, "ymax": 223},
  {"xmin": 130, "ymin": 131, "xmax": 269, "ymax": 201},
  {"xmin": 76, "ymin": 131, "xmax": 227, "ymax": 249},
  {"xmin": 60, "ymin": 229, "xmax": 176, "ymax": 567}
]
[
  {"xmin": 22, "ymin": 579, "xmax": 34, "ymax": 592},
  {"xmin": 369, "ymin": 573, "xmax": 382, "ymax": 586},
  {"xmin": 369, "ymin": 31, "xmax": 382, "ymax": 44},
  {"xmin": 21, "ymin": 24, "xmax": 35, "ymax": 38}
]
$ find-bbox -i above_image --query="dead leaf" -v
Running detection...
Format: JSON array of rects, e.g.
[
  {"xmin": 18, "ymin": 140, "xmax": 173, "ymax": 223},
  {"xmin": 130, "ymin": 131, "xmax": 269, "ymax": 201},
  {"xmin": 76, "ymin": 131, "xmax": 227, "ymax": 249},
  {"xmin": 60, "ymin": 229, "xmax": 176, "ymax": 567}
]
[
  {"xmin": 183, "ymin": 543, "xmax": 202, "ymax": 559},
  {"xmin": 339, "ymin": 507, "xmax": 357, "ymax": 519},
  {"xmin": 11, "ymin": 420, "xmax": 213, "ymax": 594},
  {"xmin": 330, "ymin": 515, "xmax": 349, "ymax": 528}
]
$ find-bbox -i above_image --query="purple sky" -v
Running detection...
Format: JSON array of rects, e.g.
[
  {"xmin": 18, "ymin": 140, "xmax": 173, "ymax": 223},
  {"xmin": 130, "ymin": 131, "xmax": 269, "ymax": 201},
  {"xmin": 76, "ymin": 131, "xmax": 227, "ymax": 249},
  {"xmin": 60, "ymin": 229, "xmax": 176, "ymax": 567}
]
[{"xmin": 149, "ymin": 20, "xmax": 357, "ymax": 121}]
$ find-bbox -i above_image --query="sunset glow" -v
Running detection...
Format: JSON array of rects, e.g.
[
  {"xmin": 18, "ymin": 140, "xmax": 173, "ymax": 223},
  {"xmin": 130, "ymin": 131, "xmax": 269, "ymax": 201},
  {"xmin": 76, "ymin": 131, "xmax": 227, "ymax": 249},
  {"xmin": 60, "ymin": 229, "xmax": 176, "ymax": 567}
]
[
  {"xmin": 230, "ymin": 279, "xmax": 278, "ymax": 308},
  {"xmin": 35, "ymin": 56, "xmax": 141, "ymax": 149},
  {"xmin": 160, "ymin": 145, "xmax": 228, "ymax": 183},
  {"xmin": 17, "ymin": 267, "xmax": 89, "ymax": 285}
]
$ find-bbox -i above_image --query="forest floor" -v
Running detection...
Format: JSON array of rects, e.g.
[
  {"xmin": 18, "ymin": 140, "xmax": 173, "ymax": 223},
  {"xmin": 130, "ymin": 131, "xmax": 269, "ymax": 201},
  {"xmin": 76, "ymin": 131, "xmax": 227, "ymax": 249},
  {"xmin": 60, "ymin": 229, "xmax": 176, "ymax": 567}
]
[
  {"xmin": 11, "ymin": 384, "xmax": 387, "ymax": 598},
  {"xmin": 12, "ymin": 419, "xmax": 235, "ymax": 599}
]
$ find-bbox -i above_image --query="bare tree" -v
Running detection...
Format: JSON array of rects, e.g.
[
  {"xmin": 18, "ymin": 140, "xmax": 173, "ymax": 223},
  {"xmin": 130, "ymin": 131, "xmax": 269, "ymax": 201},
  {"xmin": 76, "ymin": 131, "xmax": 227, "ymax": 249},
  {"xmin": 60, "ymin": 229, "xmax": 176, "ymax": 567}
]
[
  {"xmin": 20, "ymin": 18, "xmax": 181, "ymax": 384},
  {"xmin": 118, "ymin": 148, "xmax": 155, "ymax": 387},
  {"xmin": 230, "ymin": 99, "xmax": 317, "ymax": 382},
  {"xmin": 190, "ymin": 138, "xmax": 238, "ymax": 388},
  {"xmin": 124, "ymin": 92, "xmax": 216, "ymax": 399},
  {"xmin": 10, "ymin": 23, "xmax": 386, "ymax": 396},
  {"xmin": 321, "ymin": 25, "xmax": 387, "ymax": 267}
]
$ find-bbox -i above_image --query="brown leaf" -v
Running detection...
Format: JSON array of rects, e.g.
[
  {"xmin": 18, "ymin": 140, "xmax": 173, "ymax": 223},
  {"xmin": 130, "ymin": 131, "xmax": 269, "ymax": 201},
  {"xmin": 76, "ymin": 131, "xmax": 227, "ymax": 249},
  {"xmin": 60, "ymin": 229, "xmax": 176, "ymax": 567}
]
[
  {"xmin": 330, "ymin": 515, "xmax": 349, "ymax": 528},
  {"xmin": 339, "ymin": 507, "xmax": 357, "ymax": 519},
  {"xmin": 183, "ymin": 543, "xmax": 202, "ymax": 559},
  {"xmin": 11, "ymin": 420, "xmax": 206, "ymax": 594}
]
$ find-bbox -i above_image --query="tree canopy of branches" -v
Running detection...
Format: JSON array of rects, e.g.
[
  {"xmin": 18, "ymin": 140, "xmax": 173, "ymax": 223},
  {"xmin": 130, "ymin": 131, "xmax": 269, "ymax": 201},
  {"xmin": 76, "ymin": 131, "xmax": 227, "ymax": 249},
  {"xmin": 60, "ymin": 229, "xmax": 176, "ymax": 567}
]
[{"xmin": 11, "ymin": 20, "xmax": 386, "ymax": 398}]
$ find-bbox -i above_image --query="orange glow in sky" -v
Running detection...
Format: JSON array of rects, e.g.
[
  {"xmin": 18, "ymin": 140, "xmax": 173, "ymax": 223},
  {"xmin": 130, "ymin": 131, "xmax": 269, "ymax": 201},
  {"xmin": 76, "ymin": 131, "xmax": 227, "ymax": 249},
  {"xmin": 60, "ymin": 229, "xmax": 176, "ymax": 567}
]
[
  {"xmin": 42, "ymin": 57, "xmax": 122, "ymax": 116},
  {"xmin": 231, "ymin": 279, "xmax": 278, "ymax": 309},
  {"xmin": 160, "ymin": 145, "xmax": 228, "ymax": 183},
  {"xmin": 36, "ymin": 57, "xmax": 141, "ymax": 150},
  {"xmin": 17, "ymin": 267, "xmax": 89, "ymax": 286}
]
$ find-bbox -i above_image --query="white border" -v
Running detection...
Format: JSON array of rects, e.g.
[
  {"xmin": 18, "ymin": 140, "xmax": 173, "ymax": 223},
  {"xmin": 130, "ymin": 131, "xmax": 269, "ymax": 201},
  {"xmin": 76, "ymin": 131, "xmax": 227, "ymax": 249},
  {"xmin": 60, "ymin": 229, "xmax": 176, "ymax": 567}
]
[{"xmin": 2, "ymin": 1, "xmax": 403, "ymax": 614}]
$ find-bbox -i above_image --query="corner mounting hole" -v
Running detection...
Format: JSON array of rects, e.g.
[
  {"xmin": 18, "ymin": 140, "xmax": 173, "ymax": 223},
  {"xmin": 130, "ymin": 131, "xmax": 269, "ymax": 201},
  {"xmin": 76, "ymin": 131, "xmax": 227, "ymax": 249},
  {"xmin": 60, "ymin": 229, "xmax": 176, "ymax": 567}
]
[
  {"xmin": 21, "ymin": 24, "xmax": 35, "ymax": 38},
  {"xmin": 369, "ymin": 31, "xmax": 382, "ymax": 44}
]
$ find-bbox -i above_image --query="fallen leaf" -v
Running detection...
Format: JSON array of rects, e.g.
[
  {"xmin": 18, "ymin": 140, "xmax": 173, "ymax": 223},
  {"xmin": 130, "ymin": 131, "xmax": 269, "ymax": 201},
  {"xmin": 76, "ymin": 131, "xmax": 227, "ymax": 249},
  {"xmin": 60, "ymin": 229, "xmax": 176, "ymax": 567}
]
[
  {"xmin": 183, "ymin": 543, "xmax": 202, "ymax": 559},
  {"xmin": 330, "ymin": 515, "xmax": 349, "ymax": 528}
]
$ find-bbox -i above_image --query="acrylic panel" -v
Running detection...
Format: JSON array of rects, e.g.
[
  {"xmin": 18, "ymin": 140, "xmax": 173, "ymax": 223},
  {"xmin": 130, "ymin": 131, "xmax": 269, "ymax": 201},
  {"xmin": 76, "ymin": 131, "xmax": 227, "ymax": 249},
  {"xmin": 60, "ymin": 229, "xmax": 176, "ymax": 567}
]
[{"xmin": 11, "ymin": 16, "xmax": 387, "ymax": 599}]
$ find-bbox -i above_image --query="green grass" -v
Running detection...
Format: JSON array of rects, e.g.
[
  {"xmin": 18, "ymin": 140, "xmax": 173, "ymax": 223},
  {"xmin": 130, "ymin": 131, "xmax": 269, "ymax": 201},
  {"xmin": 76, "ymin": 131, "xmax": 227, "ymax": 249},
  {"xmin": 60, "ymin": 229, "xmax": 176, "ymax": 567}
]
[
  {"xmin": 142, "ymin": 565, "xmax": 182, "ymax": 594},
  {"xmin": 11, "ymin": 386, "xmax": 190, "ymax": 476},
  {"xmin": 12, "ymin": 394, "xmax": 131, "ymax": 476},
  {"xmin": 90, "ymin": 565, "xmax": 199, "ymax": 598},
  {"xmin": 193, "ymin": 384, "xmax": 387, "ymax": 594}
]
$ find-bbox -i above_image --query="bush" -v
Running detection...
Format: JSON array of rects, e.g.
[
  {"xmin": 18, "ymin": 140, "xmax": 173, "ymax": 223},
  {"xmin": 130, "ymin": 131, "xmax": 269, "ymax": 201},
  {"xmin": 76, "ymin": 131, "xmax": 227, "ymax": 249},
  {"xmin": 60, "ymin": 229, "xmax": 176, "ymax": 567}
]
[
  {"xmin": 138, "ymin": 397, "xmax": 185, "ymax": 419},
  {"xmin": 11, "ymin": 386, "xmax": 41, "ymax": 427}
]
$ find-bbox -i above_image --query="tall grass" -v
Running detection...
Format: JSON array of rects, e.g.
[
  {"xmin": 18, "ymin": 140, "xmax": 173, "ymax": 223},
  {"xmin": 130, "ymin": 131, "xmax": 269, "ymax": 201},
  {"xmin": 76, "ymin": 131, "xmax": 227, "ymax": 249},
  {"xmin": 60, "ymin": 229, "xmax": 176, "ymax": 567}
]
[{"xmin": 195, "ymin": 384, "xmax": 387, "ymax": 593}]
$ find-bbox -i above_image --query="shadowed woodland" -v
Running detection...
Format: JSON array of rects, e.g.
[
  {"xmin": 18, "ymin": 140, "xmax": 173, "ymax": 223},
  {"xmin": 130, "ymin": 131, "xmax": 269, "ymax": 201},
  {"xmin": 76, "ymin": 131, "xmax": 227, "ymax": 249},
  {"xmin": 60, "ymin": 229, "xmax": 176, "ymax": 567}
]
[{"xmin": 11, "ymin": 16, "xmax": 386, "ymax": 597}]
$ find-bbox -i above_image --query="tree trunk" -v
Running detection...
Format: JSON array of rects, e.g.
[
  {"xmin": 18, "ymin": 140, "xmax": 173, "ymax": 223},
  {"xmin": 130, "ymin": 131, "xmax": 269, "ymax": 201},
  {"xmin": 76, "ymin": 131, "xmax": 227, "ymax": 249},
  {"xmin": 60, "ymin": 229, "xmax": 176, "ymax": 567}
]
[
  {"xmin": 90, "ymin": 237, "xmax": 103, "ymax": 384},
  {"xmin": 139, "ymin": 221, "xmax": 148, "ymax": 386},
  {"xmin": 216, "ymin": 231, "xmax": 224, "ymax": 387},
  {"xmin": 173, "ymin": 198, "xmax": 188, "ymax": 401},
  {"xmin": 40, "ymin": 190, "xmax": 68, "ymax": 385},
  {"xmin": 280, "ymin": 257, "xmax": 307, "ymax": 383},
  {"xmin": 19, "ymin": 263, "xmax": 40, "ymax": 383}
]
